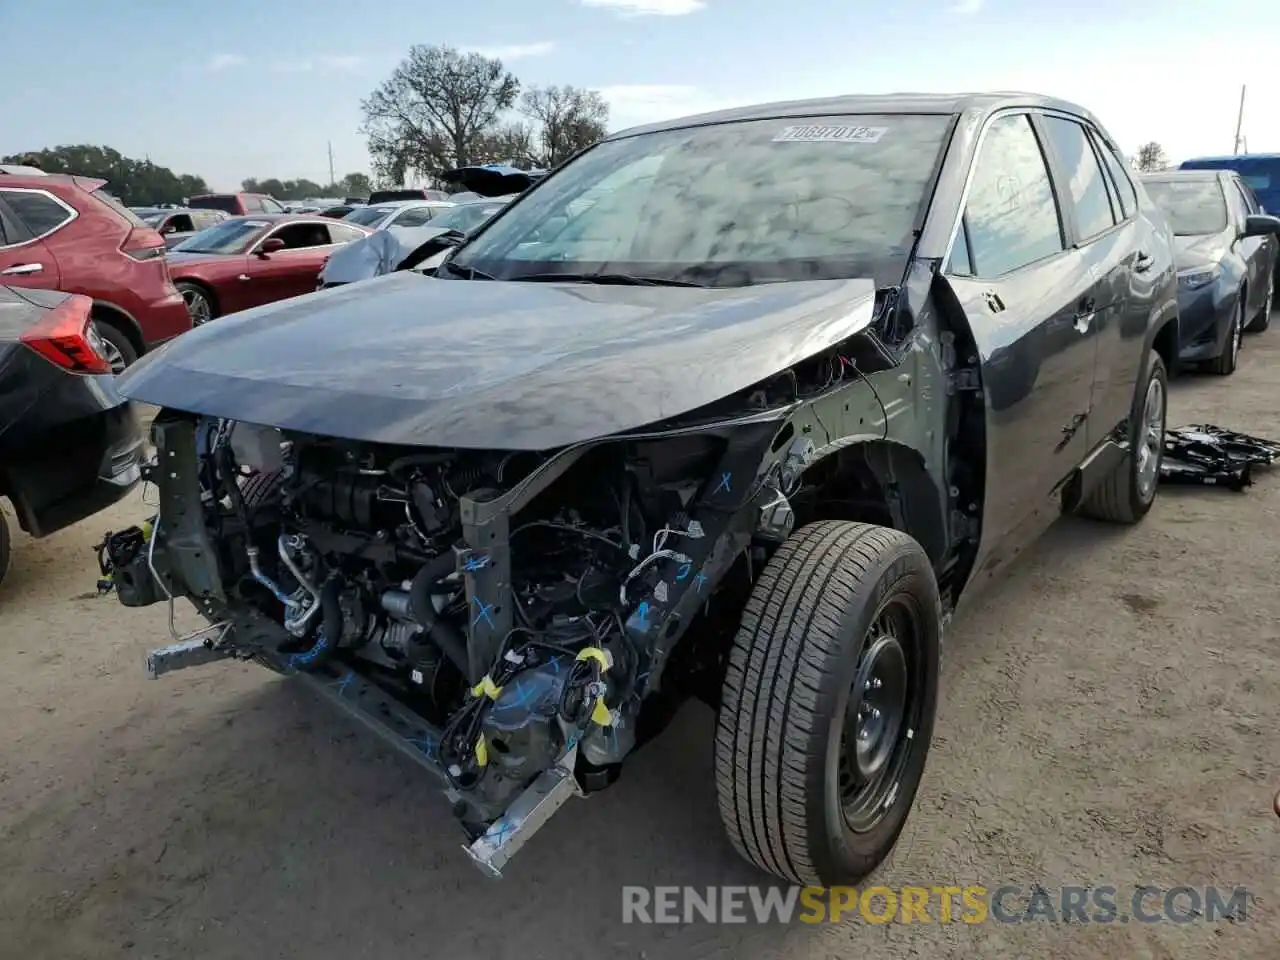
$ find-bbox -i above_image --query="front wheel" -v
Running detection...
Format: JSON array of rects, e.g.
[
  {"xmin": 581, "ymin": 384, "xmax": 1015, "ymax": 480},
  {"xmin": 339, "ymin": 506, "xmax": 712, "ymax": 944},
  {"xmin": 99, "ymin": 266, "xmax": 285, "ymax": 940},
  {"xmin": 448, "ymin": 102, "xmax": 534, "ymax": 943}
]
[
  {"xmin": 714, "ymin": 521, "xmax": 941, "ymax": 886},
  {"xmin": 176, "ymin": 281, "xmax": 217, "ymax": 326},
  {"xmin": 1209, "ymin": 294, "xmax": 1244, "ymax": 375},
  {"xmin": 1246, "ymin": 278, "xmax": 1272, "ymax": 333}
]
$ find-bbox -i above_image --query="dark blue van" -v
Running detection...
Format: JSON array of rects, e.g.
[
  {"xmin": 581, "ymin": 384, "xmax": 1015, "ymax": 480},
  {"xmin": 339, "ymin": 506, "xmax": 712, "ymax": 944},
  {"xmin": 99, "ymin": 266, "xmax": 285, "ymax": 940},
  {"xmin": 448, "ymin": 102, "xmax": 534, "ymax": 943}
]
[{"xmin": 1179, "ymin": 154, "xmax": 1280, "ymax": 213}]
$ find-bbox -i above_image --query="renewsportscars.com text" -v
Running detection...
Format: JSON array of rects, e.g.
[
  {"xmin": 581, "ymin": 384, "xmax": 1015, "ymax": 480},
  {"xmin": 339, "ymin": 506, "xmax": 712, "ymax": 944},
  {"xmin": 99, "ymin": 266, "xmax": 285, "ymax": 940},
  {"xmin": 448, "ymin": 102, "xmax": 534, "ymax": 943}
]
[{"xmin": 621, "ymin": 884, "xmax": 1251, "ymax": 925}]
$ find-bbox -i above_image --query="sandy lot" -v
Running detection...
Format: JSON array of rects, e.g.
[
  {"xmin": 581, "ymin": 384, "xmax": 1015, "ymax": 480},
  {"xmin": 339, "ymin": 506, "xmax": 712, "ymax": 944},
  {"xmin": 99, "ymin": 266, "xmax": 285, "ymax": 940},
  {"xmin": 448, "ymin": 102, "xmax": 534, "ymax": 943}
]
[{"xmin": 1, "ymin": 334, "xmax": 1277, "ymax": 960}]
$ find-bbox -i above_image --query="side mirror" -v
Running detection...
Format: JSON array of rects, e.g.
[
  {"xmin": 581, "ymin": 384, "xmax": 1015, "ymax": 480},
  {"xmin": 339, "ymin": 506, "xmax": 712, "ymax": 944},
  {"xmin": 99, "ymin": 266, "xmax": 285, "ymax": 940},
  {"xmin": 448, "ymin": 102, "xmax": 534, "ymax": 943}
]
[
  {"xmin": 258, "ymin": 237, "xmax": 286, "ymax": 257},
  {"xmin": 1243, "ymin": 214, "xmax": 1280, "ymax": 238}
]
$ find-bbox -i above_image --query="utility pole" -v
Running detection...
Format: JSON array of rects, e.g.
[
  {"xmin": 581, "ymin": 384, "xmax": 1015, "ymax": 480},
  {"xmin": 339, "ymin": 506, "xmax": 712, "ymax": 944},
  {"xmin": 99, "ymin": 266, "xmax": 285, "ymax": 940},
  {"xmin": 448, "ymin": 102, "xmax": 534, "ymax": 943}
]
[
  {"xmin": 1233, "ymin": 85, "xmax": 1247, "ymax": 155},
  {"xmin": 327, "ymin": 141, "xmax": 336, "ymax": 187}
]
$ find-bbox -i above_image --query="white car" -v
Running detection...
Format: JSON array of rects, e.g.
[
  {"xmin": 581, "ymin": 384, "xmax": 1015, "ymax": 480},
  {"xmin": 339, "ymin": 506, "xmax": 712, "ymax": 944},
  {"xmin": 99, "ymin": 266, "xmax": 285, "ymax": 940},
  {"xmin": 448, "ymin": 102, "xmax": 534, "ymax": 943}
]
[{"xmin": 341, "ymin": 199, "xmax": 455, "ymax": 232}]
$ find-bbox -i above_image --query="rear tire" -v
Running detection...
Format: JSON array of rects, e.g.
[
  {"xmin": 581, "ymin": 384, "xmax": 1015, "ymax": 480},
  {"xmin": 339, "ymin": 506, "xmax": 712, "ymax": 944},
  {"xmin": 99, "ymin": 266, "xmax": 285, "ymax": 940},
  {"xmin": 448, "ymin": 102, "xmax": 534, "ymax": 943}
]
[
  {"xmin": 93, "ymin": 322, "xmax": 138, "ymax": 374},
  {"xmin": 0, "ymin": 504, "xmax": 11, "ymax": 590},
  {"xmin": 1078, "ymin": 350, "xmax": 1167, "ymax": 524},
  {"xmin": 714, "ymin": 521, "xmax": 941, "ymax": 886}
]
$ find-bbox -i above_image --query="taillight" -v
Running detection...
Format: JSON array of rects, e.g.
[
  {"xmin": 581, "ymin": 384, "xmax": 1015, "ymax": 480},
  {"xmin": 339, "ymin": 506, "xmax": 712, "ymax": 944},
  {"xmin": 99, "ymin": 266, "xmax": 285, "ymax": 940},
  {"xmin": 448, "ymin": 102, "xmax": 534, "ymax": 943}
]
[
  {"xmin": 20, "ymin": 294, "xmax": 112, "ymax": 375},
  {"xmin": 120, "ymin": 226, "xmax": 166, "ymax": 261}
]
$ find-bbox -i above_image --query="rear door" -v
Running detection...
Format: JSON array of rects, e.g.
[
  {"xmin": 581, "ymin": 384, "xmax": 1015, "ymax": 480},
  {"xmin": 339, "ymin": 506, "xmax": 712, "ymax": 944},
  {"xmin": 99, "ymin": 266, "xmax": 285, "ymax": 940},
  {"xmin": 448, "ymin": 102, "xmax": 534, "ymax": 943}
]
[
  {"xmin": 943, "ymin": 112, "xmax": 1099, "ymax": 561},
  {"xmin": 0, "ymin": 188, "xmax": 69, "ymax": 290},
  {"xmin": 1037, "ymin": 114, "xmax": 1152, "ymax": 446},
  {"xmin": 1228, "ymin": 175, "xmax": 1271, "ymax": 318}
]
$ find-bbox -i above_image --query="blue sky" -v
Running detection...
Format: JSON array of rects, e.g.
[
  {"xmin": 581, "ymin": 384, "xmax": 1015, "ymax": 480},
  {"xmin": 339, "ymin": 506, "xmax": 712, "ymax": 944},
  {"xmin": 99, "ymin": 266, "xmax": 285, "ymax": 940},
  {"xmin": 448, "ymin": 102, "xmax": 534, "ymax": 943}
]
[{"xmin": 1, "ymin": 0, "xmax": 1274, "ymax": 190}]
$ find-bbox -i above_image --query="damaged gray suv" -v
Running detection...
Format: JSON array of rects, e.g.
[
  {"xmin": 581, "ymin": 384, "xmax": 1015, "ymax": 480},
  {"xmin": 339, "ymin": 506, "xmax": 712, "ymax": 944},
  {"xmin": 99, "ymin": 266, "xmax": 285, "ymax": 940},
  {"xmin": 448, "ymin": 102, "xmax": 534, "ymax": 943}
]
[{"xmin": 99, "ymin": 93, "xmax": 1177, "ymax": 886}]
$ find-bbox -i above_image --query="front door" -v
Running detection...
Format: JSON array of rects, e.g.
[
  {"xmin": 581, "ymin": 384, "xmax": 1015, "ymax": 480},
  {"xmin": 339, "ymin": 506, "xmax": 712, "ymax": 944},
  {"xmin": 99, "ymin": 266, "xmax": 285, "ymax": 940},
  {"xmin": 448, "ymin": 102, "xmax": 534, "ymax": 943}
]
[
  {"xmin": 243, "ymin": 222, "xmax": 337, "ymax": 308},
  {"xmin": 942, "ymin": 112, "xmax": 1099, "ymax": 570}
]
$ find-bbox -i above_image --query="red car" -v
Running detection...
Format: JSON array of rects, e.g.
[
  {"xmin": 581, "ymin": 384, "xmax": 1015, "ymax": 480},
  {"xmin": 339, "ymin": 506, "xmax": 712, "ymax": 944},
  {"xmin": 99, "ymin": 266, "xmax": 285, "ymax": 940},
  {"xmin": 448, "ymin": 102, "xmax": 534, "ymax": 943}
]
[
  {"xmin": 166, "ymin": 214, "xmax": 371, "ymax": 324},
  {"xmin": 188, "ymin": 192, "xmax": 289, "ymax": 216},
  {"xmin": 0, "ymin": 170, "xmax": 191, "ymax": 371}
]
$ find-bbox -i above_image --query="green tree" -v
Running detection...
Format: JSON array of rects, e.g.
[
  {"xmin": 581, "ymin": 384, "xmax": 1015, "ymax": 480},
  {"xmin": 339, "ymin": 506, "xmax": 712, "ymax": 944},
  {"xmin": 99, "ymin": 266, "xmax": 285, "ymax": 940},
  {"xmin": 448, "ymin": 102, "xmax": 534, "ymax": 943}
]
[
  {"xmin": 339, "ymin": 172, "xmax": 372, "ymax": 197},
  {"xmin": 360, "ymin": 45, "xmax": 521, "ymax": 181},
  {"xmin": 1, "ymin": 145, "xmax": 209, "ymax": 204}
]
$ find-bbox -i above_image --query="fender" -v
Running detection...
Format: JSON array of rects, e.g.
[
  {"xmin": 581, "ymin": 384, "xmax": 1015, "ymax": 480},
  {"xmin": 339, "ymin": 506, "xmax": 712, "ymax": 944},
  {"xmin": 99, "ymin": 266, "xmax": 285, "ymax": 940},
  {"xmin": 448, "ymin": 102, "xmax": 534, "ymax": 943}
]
[{"xmin": 90, "ymin": 298, "xmax": 146, "ymax": 353}]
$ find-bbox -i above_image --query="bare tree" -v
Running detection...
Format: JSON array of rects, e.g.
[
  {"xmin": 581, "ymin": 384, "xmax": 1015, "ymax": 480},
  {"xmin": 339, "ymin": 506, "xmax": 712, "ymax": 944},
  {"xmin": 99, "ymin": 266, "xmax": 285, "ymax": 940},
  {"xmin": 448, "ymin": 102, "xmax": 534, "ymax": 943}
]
[
  {"xmin": 474, "ymin": 123, "xmax": 539, "ymax": 169},
  {"xmin": 1134, "ymin": 142, "xmax": 1169, "ymax": 173},
  {"xmin": 360, "ymin": 45, "xmax": 520, "ymax": 182},
  {"xmin": 520, "ymin": 86, "xmax": 610, "ymax": 168}
]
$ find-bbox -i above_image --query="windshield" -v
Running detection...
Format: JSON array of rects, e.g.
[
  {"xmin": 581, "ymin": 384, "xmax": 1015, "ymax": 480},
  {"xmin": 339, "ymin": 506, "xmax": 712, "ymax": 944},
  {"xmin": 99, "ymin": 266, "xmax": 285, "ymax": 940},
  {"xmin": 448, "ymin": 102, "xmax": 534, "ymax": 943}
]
[
  {"xmin": 171, "ymin": 218, "xmax": 268, "ymax": 254},
  {"xmin": 344, "ymin": 205, "xmax": 396, "ymax": 226},
  {"xmin": 448, "ymin": 113, "xmax": 951, "ymax": 286},
  {"xmin": 430, "ymin": 201, "xmax": 507, "ymax": 234},
  {"xmin": 1143, "ymin": 179, "xmax": 1228, "ymax": 235}
]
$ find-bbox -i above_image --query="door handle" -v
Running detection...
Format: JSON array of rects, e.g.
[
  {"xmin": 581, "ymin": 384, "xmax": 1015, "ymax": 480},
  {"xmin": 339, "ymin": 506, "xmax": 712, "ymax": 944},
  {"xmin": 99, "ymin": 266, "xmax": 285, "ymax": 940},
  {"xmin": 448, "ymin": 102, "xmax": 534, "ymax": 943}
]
[
  {"xmin": 1134, "ymin": 251, "xmax": 1155, "ymax": 273},
  {"xmin": 1, "ymin": 262, "xmax": 43, "ymax": 276},
  {"xmin": 1073, "ymin": 297, "xmax": 1096, "ymax": 334}
]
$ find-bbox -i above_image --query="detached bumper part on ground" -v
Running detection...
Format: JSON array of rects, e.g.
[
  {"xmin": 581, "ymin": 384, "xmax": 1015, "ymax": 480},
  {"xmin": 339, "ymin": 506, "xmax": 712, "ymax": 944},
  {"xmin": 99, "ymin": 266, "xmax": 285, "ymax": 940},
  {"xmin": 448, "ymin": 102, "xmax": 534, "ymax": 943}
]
[{"xmin": 1160, "ymin": 424, "xmax": 1280, "ymax": 490}]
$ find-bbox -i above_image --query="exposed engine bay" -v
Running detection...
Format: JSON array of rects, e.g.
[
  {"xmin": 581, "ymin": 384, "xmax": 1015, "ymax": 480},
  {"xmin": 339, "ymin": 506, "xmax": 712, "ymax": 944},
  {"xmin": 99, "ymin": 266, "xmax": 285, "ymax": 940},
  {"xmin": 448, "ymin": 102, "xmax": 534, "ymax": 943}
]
[{"xmin": 97, "ymin": 327, "xmax": 963, "ymax": 877}]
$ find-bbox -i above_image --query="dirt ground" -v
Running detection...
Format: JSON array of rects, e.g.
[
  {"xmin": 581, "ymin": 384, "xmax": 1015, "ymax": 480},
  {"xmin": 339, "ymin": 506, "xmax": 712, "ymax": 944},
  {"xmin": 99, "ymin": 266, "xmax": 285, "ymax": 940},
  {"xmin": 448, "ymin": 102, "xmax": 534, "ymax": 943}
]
[{"xmin": 2, "ymin": 334, "xmax": 1278, "ymax": 960}]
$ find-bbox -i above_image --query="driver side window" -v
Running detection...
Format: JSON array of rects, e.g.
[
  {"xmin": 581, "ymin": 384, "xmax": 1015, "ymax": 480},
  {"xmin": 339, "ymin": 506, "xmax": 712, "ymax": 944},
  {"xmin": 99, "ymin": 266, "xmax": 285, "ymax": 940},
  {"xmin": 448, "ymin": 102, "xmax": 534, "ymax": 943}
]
[
  {"xmin": 961, "ymin": 114, "xmax": 1066, "ymax": 279},
  {"xmin": 266, "ymin": 222, "xmax": 332, "ymax": 250}
]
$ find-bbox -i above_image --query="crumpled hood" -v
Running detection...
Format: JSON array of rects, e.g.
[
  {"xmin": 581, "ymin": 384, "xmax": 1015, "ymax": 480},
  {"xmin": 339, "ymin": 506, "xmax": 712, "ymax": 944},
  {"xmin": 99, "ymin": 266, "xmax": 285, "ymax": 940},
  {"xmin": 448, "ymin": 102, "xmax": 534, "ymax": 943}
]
[
  {"xmin": 1173, "ymin": 234, "xmax": 1226, "ymax": 272},
  {"xmin": 118, "ymin": 272, "xmax": 877, "ymax": 450}
]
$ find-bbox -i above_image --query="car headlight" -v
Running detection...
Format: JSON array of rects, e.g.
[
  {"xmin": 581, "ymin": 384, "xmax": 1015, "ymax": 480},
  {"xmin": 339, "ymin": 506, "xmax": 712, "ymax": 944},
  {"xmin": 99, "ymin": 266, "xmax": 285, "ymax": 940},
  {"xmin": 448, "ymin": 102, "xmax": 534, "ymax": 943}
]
[{"xmin": 1177, "ymin": 265, "xmax": 1221, "ymax": 291}]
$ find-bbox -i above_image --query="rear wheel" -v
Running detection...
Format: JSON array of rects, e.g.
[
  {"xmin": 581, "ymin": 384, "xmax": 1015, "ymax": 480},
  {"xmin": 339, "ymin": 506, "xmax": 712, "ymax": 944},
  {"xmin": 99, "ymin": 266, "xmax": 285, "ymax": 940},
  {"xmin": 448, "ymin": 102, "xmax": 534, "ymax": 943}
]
[
  {"xmin": 1078, "ymin": 350, "xmax": 1167, "ymax": 524},
  {"xmin": 0, "ymin": 504, "xmax": 11, "ymax": 590},
  {"xmin": 93, "ymin": 322, "xmax": 137, "ymax": 374},
  {"xmin": 714, "ymin": 521, "xmax": 941, "ymax": 886}
]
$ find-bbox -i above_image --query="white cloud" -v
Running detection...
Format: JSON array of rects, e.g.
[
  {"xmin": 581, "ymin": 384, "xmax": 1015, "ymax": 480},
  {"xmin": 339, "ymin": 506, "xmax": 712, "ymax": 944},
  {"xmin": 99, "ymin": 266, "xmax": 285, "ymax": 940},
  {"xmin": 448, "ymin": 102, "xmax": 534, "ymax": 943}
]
[
  {"xmin": 203, "ymin": 53, "xmax": 246, "ymax": 72},
  {"xmin": 950, "ymin": 0, "xmax": 983, "ymax": 12},
  {"xmin": 462, "ymin": 41, "xmax": 557, "ymax": 60},
  {"xmin": 272, "ymin": 54, "xmax": 364, "ymax": 74},
  {"xmin": 581, "ymin": 0, "xmax": 705, "ymax": 16},
  {"xmin": 600, "ymin": 84, "xmax": 752, "ymax": 129}
]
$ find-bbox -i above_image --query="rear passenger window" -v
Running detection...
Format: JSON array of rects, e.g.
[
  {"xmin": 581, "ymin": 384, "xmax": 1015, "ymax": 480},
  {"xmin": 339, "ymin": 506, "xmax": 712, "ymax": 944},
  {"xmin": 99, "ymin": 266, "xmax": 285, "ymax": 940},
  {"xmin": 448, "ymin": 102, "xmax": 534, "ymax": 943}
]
[
  {"xmin": 1094, "ymin": 137, "xmax": 1138, "ymax": 219},
  {"xmin": 243, "ymin": 196, "xmax": 265, "ymax": 213},
  {"xmin": 962, "ymin": 114, "xmax": 1065, "ymax": 278},
  {"xmin": 1040, "ymin": 116, "xmax": 1115, "ymax": 240},
  {"xmin": 0, "ymin": 190, "xmax": 73, "ymax": 237}
]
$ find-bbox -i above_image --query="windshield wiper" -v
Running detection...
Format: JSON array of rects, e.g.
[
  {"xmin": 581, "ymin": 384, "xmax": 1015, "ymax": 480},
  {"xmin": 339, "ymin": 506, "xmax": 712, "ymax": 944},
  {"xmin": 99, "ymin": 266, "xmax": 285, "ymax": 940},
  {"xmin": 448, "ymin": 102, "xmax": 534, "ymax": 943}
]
[
  {"xmin": 440, "ymin": 260, "xmax": 497, "ymax": 280},
  {"xmin": 507, "ymin": 272, "xmax": 708, "ymax": 287}
]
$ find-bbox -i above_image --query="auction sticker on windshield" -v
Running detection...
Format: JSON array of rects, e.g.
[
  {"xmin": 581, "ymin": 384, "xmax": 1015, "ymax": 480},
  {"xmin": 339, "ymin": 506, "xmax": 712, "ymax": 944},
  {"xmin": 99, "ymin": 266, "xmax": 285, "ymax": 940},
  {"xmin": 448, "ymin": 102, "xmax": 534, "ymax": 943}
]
[{"xmin": 772, "ymin": 125, "xmax": 887, "ymax": 144}]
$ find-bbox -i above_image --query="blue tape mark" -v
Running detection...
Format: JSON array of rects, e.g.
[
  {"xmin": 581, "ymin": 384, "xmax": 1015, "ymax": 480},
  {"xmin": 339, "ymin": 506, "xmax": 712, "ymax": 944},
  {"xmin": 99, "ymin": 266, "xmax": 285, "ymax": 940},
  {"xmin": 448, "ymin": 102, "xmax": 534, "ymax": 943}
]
[
  {"xmin": 492, "ymin": 679, "xmax": 538, "ymax": 714},
  {"xmin": 331, "ymin": 672, "xmax": 356, "ymax": 698},
  {"xmin": 287, "ymin": 626, "xmax": 331, "ymax": 669},
  {"xmin": 486, "ymin": 818, "xmax": 516, "ymax": 844},
  {"xmin": 472, "ymin": 597, "xmax": 496, "ymax": 628},
  {"xmin": 634, "ymin": 600, "xmax": 651, "ymax": 631},
  {"xmin": 714, "ymin": 471, "xmax": 732, "ymax": 495},
  {"xmin": 463, "ymin": 554, "xmax": 490, "ymax": 571},
  {"xmin": 676, "ymin": 562, "xmax": 692, "ymax": 582},
  {"xmin": 406, "ymin": 735, "xmax": 438, "ymax": 762},
  {"xmin": 694, "ymin": 572, "xmax": 708, "ymax": 592}
]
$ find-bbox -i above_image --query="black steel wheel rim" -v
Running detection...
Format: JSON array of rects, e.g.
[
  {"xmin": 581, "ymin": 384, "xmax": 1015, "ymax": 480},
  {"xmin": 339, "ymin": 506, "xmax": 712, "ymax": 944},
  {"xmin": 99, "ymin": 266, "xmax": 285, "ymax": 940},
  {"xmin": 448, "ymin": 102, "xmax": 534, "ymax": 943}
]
[{"xmin": 838, "ymin": 595, "xmax": 925, "ymax": 833}]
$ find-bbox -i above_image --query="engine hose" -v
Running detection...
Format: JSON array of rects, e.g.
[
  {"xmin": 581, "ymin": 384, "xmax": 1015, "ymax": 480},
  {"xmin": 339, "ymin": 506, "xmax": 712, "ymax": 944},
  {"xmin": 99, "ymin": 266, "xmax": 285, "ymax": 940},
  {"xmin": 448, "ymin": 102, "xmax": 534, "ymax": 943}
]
[
  {"xmin": 409, "ymin": 556, "xmax": 471, "ymax": 681},
  {"xmin": 287, "ymin": 577, "xmax": 343, "ymax": 671}
]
